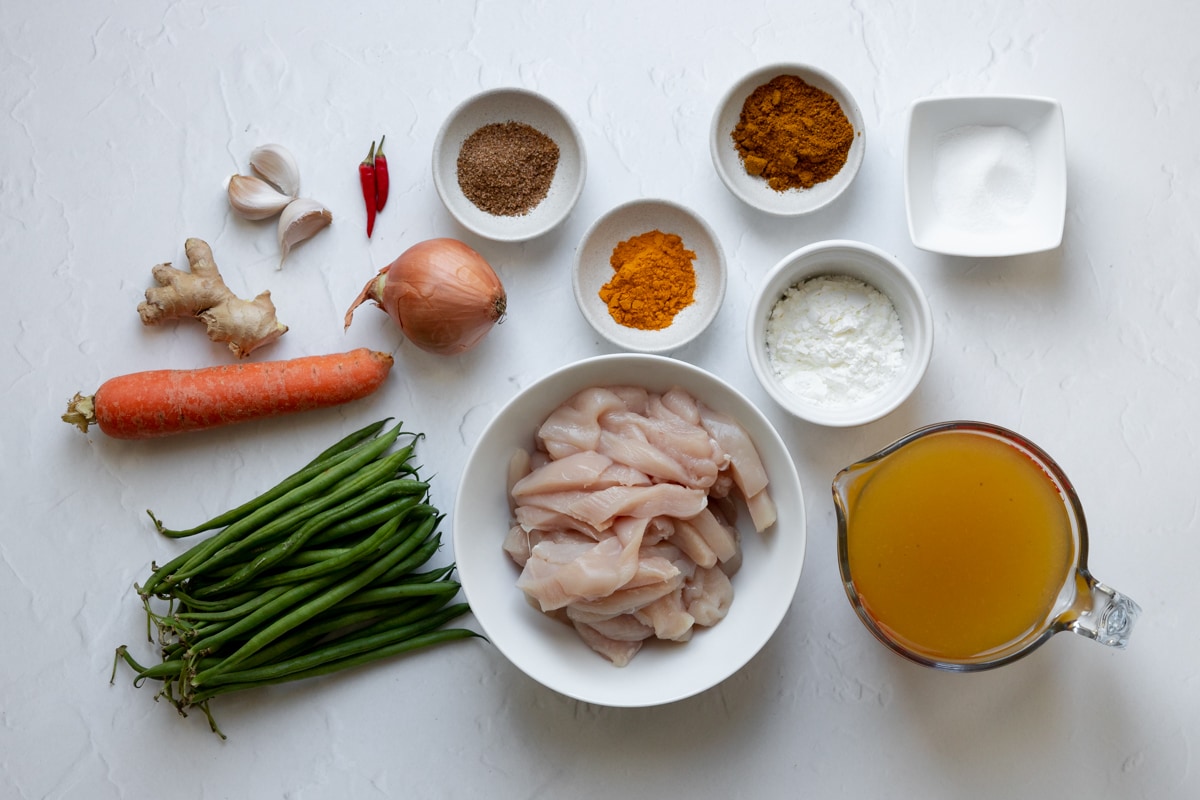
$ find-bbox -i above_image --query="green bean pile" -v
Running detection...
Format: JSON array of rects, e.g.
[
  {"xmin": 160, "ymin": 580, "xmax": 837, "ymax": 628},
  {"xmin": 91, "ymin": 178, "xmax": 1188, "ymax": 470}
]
[{"xmin": 112, "ymin": 420, "xmax": 478, "ymax": 738}]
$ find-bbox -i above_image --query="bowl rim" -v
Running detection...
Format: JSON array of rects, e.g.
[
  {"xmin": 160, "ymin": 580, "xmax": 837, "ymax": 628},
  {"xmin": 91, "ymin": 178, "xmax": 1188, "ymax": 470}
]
[
  {"xmin": 903, "ymin": 94, "xmax": 1066, "ymax": 257},
  {"xmin": 452, "ymin": 352, "xmax": 806, "ymax": 706},
  {"xmin": 571, "ymin": 197, "xmax": 728, "ymax": 353},
  {"xmin": 746, "ymin": 239, "xmax": 934, "ymax": 427},
  {"xmin": 431, "ymin": 86, "xmax": 587, "ymax": 242},
  {"xmin": 709, "ymin": 61, "xmax": 865, "ymax": 216}
]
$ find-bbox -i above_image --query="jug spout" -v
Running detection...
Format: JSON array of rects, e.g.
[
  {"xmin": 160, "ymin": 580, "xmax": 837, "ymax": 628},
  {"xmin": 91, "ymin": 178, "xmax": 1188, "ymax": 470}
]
[{"xmin": 1062, "ymin": 573, "xmax": 1141, "ymax": 648}]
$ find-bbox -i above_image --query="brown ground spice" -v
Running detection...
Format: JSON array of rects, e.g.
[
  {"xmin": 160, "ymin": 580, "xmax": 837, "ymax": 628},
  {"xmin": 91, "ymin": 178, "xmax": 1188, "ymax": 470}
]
[
  {"xmin": 456, "ymin": 121, "xmax": 560, "ymax": 216},
  {"xmin": 732, "ymin": 74, "xmax": 854, "ymax": 192}
]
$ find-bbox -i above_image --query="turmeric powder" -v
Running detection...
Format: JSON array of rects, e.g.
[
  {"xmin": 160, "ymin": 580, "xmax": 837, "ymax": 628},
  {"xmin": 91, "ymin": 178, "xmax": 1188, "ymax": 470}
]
[
  {"xmin": 732, "ymin": 74, "xmax": 854, "ymax": 192},
  {"xmin": 599, "ymin": 230, "xmax": 696, "ymax": 331}
]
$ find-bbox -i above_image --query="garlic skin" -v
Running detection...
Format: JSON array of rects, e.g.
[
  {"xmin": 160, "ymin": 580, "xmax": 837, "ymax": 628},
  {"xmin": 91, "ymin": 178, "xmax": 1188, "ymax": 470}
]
[
  {"xmin": 277, "ymin": 198, "xmax": 333, "ymax": 267},
  {"xmin": 227, "ymin": 174, "xmax": 294, "ymax": 220},
  {"xmin": 249, "ymin": 143, "xmax": 301, "ymax": 198}
]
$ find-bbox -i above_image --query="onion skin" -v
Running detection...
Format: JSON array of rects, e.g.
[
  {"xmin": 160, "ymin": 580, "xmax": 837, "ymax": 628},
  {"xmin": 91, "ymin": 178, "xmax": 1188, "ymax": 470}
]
[{"xmin": 344, "ymin": 238, "xmax": 507, "ymax": 356}]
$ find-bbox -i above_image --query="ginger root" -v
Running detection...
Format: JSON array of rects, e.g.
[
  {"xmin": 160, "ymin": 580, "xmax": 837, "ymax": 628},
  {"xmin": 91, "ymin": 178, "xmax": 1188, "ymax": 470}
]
[{"xmin": 138, "ymin": 238, "xmax": 288, "ymax": 359}]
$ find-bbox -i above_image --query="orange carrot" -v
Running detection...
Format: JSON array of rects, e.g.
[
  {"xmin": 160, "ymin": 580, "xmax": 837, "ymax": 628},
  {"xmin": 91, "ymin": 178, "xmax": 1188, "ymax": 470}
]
[{"xmin": 62, "ymin": 349, "xmax": 393, "ymax": 439}]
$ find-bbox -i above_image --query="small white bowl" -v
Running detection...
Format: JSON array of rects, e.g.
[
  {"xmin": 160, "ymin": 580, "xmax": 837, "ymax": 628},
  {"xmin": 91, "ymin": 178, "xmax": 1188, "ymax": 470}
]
[
  {"xmin": 710, "ymin": 63, "xmax": 865, "ymax": 216},
  {"xmin": 747, "ymin": 240, "xmax": 934, "ymax": 427},
  {"xmin": 432, "ymin": 88, "xmax": 586, "ymax": 242},
  {"xmin": 453, "ymin": 353, "xmax": 806, "ymax": 707},
  {"xmin": 905, "ymin": 95, "xmax": 1066, "ymax": 257},
  {"xmin": 572, "ymin": 198, "xmax": 726, "ymax": 353}
]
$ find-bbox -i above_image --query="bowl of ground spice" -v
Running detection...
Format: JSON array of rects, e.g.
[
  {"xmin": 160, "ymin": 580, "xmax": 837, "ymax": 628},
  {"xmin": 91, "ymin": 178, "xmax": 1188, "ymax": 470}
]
[
  {"xmin": 710, "ymin": 64, "xmax": 865, "ymax": 215},
  {"xmin": 433, "ymin": 87, "xmax": 586, "ymax": 242},
  {"xmin": 746, "ymin": 240, "xmax": 933, "ymax": 427},
  {"xmin": 572, "ymin": 199, "xmax": 727, "ymax": 354}
]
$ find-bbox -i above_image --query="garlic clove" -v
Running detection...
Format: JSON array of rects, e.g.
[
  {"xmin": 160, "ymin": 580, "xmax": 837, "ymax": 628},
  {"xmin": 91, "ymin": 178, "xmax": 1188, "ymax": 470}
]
[
  {"xmin": 249, "ymin": 143, "xmax": 301, "ymax": 198},
  {"xmin": 277, "ymin": 198, "xmax": 333, "ymax": 268},
  {"xmin": 227, "ymin": 174, "xmax": 294, "ymax": 220}
]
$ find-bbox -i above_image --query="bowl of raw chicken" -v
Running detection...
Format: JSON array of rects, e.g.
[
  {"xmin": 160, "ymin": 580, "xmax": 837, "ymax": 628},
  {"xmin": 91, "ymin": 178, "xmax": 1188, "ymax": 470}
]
[{"xmin": 453, "ymin": 353, "xmax": 806, "ymax": 707}]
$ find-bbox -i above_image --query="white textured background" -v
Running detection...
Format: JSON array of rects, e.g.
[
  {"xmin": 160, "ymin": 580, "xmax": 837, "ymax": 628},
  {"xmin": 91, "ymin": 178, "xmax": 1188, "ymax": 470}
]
[{"xmin": 2, "ymin": 1, "xmax": 1196, "ymax": 797}]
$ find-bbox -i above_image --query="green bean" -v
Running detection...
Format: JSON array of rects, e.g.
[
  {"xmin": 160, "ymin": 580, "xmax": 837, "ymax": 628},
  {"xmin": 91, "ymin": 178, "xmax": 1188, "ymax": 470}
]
[
  {"xmin": 188, "ymin": 629, "xmax": 479, "ymax": 706},
  {"xmin": 335, "ymin": 579, "xmax": 460, "ymax": 611},
  {"xmin": 187, "ymin": 483, "xmax": 427, "ymax": 597},
  {"xmin": 172, "ymin": 585, "xmax": 294, "ymax": 623},
  {"xmin": 366, "ymin": 530, "xmax": 444, "ymax": 587},
  {"xmin": 231, "ymin": 595, "xmax": 451, "ymax": 673},
  {"xmin": 148, "ymin": 419, "xmax": 394, "ymax": 539},
  {"xmin": 301, "ymin": 418, "xmax": 392, "ymax": 469},
  {"xmin": 245, "ymin": 503, "xmax": 433, "ymax": 590},
  {"xmin": 304, "ymin": 496, "xmax": 429, "ymax": 548},
  {"xmin": 194, "ymin": 607, "xmax": 474, "ymax": 692},
  {"xmin": 139, "ymin": 423, "xmax": 406, "ymax": 597},
  {"xmin": 192, "ymin": 516, "xmax": 438, "ymax": 681},
  {"xmin": 166, "ymin": 446, "xmax": 416, "ymax": 591}
]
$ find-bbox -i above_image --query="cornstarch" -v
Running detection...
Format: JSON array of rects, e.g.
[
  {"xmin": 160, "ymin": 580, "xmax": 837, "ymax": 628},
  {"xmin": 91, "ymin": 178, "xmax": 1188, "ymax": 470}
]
[{"xmin": 766, "ymin": 275, "xmax": 904, "ymax": 407}]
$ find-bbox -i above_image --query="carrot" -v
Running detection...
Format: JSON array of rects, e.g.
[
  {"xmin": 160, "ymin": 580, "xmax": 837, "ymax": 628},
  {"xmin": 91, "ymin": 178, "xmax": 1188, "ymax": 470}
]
[{"xmin": 62, "ymin": 349, "xmax": 393, "ymax": 439}]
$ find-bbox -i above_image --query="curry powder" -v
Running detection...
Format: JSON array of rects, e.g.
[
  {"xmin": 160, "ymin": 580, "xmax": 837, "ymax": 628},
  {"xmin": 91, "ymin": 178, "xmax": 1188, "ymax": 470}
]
[
  {"xmin": 599, "ymin": 230, "xmax": 696, "ymax": 331},
  {"xmin": 732, "ymin": 74, "xmax": 854, "ymax": 191}
]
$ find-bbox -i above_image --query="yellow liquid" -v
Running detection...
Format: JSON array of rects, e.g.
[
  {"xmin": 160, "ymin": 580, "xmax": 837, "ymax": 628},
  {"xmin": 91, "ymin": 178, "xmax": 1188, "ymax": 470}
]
[{"xmin": 844, "ymin": 430, "xmax": 1076, "ymax": 663}]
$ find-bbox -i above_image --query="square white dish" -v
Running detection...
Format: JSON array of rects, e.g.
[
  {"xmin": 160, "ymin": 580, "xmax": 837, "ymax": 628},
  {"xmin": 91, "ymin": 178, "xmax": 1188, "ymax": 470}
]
[{"xmin": 905, "ymin": 95, "xmax": 1066, "ymax": 257}]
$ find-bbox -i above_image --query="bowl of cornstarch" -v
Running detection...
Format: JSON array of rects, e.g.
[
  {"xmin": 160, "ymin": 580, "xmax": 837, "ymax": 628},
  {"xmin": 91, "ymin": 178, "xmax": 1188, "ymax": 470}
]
[
  {"xmin": 433, "ymin": 87, "xmax": 586, "ymax": 242},
  {"xmin": 904, "ymin": 95, "xmax": 1066, "ymax": 257},
  {"xmin": 747, "ymin": 240, "xmax": 934, "ymax": 427}
]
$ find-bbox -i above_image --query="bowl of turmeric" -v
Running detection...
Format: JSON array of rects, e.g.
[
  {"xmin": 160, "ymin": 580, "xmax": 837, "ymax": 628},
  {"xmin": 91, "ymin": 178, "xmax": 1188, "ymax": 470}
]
[
  {"xmin": 572, "ymin": 198, "xmax": 727, "ymax": 354},
  {"xmin": 710, "ymin": 63, "xmax": 865, "ymax": 216}
]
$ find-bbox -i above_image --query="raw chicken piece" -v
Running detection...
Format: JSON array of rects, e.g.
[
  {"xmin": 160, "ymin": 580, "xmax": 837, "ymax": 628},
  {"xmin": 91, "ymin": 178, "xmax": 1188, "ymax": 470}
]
[
  {"xmin": 516, "ymin": 535, "xmax": 624, "ymax": 611},
  {"xmin": 697, "ymin": 403, "xmax": 770, "ymax": 499},
  {"xmin": 607, "ymin": 385, "xmax": 649, "ymax": 414},
  {"xmin": 596, "ymin": 429, "xmax": 699, "ymax": 487},
  {"xmin": 511, "ymin": 450, "xmax": 614, "ymax": 497},
  {"xmin": 514, "ymin": 506, "xmax": 605, "ymax": 539},
  {"xmin": 744, "ymin": 488, "xmax": 778, "ymax": 533},
  {"xmin": 633, "ymin": 588, "xmax": 696, "ymax": 641},
  {"xmin": 569, "ymin": 557, "xmax": 683, "ymax": 617},
  {"xmin": 659, "ymin": 386, "xmax": 702, "ymax": 425},
  {"xmin": 669, "ymin": 517, "xmax": 718, "ymax": 569},
  {"xmin": 566, "ymin": 611, "xmax": 654, "ymax": 642},
  {"xmin": 572, "ymin": 621, "xmax": 643, "ymax": 667},
  {"xmin": 516, "ymin": 483, "xmax": 708, "ymax": 531},
  {"xmin": 684, "ymin": 507, "xmax": 739, "ymax": 563},
  {"xmin": 683, "ymin": 565, "xmax": 734, "ymax": 626}
]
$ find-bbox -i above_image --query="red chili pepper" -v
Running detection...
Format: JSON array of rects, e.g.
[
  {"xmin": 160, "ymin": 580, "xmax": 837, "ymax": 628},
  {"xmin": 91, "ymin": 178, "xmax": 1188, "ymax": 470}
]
[
  {"xmin": 374, "ymin": 135, "xmax": 390, "ymax": 213},
  {"xmin": 359, "ymin": 140, "xmax": 377, "ymax": 238}
]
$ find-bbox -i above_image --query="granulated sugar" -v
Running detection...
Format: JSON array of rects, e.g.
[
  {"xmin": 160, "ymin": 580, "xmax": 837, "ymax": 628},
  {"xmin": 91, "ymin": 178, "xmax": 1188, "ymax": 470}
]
[
  {"xmin": 766, "ymin": 275, "xmax": 905, "ymax": 407},
  {"xmin": 932, "ymin": 124, "xmax": 1035, "ymax": 232}
]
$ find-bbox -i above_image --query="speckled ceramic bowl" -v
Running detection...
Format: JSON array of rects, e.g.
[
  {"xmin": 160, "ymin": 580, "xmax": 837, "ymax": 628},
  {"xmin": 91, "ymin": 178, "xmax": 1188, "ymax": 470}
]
[
  {"xmin": 572, "ymin": 198, "xmax": 726, "ymax": 353},
  {"xmin": 432, "ymin": 87, "xmax": 586, "ymax": 242}
]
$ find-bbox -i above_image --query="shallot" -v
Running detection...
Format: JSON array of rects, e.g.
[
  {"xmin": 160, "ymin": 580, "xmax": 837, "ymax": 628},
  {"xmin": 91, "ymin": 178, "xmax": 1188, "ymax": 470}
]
[{"xmin": 344, "ymin": 238, "xmax": 506, "ymax": 356}]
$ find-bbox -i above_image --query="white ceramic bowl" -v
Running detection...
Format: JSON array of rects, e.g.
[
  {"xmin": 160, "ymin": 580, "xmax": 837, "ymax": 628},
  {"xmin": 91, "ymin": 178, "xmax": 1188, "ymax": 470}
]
[
  {"xmin": 747, "ymin": 240, "xmax": 934, "ymax": 427},
  {"xmin": 453, "ymin": 353, "xmax": 806, "ymax": 707},
  {"xmin": 905, "ymin": 95, "xmax": 1066, "ymax": 257},
  {"xmin": 432, "ymin": 88, "xmax": 586, "ymax": 242},
  {"xmin": 710, "ymin": 63, "xmax": 865, "ymax": 216},
  {"xmin": 572, "ymin": 199, "xmax": 727, "ymax": 353}
]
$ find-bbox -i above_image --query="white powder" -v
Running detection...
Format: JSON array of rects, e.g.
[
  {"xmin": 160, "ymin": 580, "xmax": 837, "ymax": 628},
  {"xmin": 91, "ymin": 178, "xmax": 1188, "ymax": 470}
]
[
  {"xmin": 932, "ymin": 124, "xmax": 1035, "ymax": 232},
  {"xmin": 765, "ymin": 275, "xmax": 905, "ymax": 407}
]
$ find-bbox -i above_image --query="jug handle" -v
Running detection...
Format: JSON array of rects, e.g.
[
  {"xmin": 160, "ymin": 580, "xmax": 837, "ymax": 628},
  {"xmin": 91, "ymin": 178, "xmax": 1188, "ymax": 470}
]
[{"xmin": 1062, "ymin": 574, "xmax": 1141, "ymax": 648}]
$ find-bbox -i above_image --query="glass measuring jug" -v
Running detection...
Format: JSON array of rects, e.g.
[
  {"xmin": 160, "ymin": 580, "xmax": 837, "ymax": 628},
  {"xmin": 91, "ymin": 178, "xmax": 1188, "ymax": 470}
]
[{"xmin": 833, "ymin": 421, "xmax": 1139, "ymax": 671}]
